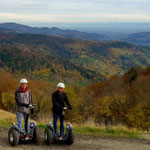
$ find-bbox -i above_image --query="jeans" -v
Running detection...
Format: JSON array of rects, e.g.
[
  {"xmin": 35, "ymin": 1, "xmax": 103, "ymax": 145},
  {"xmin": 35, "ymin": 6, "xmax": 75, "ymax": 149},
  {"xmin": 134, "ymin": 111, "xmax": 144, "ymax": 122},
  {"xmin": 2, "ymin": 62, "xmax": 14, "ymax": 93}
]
[
  {"xmin": 16, "ymin": 112, "xmax": 30, "ymax": 133},
  {"xmin": 53, "ymin": 114, "xmax": 64, "ymax": 136}
]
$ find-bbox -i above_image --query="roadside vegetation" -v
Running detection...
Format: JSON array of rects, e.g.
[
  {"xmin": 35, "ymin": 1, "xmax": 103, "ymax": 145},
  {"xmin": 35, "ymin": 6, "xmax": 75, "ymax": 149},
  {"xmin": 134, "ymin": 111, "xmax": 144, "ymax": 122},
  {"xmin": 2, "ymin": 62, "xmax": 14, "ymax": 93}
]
[{"xmin": 0, "ymin": 66, "xmax": 150, "ymax": 138}]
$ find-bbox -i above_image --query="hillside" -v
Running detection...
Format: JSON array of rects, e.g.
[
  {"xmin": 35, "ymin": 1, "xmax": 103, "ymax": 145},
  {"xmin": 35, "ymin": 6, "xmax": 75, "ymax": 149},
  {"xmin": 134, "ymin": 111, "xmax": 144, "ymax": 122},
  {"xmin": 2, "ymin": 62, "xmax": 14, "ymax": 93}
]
[
  {"xmin": 123, "ymin": 32, "xmax": 150, "ymax": 46},
  {"xmin": 0, "ymin": 31, "xmax": 150, "ymax": 84},
  {"xmin": 0, "ymin": 43, "xmax": 105, "ymax": 85}
]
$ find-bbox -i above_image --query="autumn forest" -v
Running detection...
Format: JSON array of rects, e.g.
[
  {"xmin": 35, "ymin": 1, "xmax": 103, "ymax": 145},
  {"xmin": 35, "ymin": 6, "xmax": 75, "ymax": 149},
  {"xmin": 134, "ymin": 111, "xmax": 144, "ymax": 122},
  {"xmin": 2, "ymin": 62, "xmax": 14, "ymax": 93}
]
[{"xmin": 0, "ymin": 31, "xmax": 150, "ymax": 130}]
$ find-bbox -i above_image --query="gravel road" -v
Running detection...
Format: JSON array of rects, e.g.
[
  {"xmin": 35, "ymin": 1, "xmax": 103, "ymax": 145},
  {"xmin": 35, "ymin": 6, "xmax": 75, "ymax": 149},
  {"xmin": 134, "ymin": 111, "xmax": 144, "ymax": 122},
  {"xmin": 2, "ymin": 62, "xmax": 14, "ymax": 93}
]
[{"xmin": 0, "ymin": 127, "xmax": 150, "ymax": 150}]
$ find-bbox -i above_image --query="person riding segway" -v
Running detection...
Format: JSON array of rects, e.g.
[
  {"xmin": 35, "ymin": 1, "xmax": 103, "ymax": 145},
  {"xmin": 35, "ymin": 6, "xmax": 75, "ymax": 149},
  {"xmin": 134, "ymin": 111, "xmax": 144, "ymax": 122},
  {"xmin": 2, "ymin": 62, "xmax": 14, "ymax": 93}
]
[
  {"xmin": 44, "ymin": 82, "xmax": 74, "ymax": 145},
  {"xmin": 8, "ymin": 79, "xmax": 39, "ymax": 146},
  {"xmin": 52, "ymin": 83, "xmax": 72, "ymax": 140}
]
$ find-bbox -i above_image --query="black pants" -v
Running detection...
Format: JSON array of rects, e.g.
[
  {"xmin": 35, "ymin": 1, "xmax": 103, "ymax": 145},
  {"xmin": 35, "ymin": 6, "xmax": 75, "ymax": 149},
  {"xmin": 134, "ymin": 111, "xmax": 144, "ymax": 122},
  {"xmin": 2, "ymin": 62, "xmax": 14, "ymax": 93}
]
[{"xmin": 53, "ymin": 114, "xmax": 64, "ymax": 136}]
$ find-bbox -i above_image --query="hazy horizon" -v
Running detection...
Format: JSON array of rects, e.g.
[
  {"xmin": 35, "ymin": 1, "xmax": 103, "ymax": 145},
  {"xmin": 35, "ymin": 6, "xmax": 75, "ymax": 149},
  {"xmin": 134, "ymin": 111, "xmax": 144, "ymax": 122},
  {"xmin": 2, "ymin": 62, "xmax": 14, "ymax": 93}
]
[
  {"xmin": 0, "ymin": 0, "xmax": 150, "ymax": 24},
  {"xmin": 1, "ymin": 21, "xmax": 150, "ymax": 34}
]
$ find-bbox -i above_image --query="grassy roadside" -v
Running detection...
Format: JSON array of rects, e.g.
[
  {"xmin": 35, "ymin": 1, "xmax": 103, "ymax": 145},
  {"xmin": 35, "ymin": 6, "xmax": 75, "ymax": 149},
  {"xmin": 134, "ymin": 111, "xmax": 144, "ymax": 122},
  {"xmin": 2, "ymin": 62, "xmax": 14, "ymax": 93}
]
[
  {"xmin": 38, "ymin": 124, "xmax": 142, "ymax": 139},
  {"xmin": 0, "ymin": 109, "xmax": 144, "ymax": 139},
  {"xmin": 74, "ymin": 125, "xmax": 141, "ymax": 138}
]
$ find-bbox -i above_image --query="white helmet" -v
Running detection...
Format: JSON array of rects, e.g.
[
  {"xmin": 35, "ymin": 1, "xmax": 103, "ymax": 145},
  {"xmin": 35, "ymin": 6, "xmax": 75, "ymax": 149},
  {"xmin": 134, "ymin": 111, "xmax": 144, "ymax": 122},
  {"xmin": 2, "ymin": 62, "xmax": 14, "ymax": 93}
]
[
  {"xmin": 57, "ymin": 82, "xmax": 65, "ymax": 89},
  {"xmin": 20, "ymin": 79, "xmax": 28, "ymax": 84}
]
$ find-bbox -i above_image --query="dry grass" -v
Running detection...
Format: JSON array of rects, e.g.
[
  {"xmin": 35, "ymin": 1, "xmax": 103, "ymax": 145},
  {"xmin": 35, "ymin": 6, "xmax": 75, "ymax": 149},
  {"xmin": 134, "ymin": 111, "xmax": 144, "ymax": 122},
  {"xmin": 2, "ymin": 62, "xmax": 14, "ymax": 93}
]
[
  {"xmin": 0, "ymin": 109, "xmax": 36, "ymax": 128},
  {"xmin": 0, "ymin": 109, "xmax": 16, "ymax": 121},
  {"xmin": 0, "ymin": 109, "xmax": 16, "ymax": 127}
]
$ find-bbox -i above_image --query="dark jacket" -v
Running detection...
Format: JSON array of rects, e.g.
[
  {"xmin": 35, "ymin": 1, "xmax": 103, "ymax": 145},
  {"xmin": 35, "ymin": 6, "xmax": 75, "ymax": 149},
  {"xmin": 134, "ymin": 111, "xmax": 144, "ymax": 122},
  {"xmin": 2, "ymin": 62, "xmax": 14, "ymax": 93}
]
[
  {"xmin": 52, "ymin": 90, "xmax": 72, "ymax": 114},
  {"xmin": 15, "ymin": 87, "xmax": 33, "ymax": 114}
]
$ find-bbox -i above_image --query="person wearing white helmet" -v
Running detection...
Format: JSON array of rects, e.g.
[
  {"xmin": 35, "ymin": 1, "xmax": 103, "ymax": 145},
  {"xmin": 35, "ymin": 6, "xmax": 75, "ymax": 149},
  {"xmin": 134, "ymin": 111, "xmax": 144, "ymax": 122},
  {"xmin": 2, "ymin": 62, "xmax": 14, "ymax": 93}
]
[
  {"xmin": 52, "ymin": 82, "xmax": 72, "ymax": 140},
  {"xmin": 57, "ymin": 82, "xmax": 65, "ymax": 88},
  {"xmin": 15, "ymin": 79, "xmax": 33, "ymax": 139},
  {"xmin": 20, "ymin": 79, "xmax": 28, "ymax": 84}
]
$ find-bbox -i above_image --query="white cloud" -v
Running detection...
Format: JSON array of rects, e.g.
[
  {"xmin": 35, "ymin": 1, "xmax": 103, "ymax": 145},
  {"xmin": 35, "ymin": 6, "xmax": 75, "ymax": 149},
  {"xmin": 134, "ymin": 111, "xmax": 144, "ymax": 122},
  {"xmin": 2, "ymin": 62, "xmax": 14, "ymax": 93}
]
[
  {"xmin": 0, "ymin": 0, "xmax": 150, "ymax": 23},
  {"xmin": 0, "ymin": 12, "xmax": 150, "ymax": 23}
]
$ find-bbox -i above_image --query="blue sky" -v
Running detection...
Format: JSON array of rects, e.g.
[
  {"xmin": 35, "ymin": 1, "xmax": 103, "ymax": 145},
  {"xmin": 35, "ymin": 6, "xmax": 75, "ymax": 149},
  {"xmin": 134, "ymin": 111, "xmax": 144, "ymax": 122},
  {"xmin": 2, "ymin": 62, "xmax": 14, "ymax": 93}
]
[{"xmin": 0, "ymin": 0, "xmax": 150, "ymax": 25}]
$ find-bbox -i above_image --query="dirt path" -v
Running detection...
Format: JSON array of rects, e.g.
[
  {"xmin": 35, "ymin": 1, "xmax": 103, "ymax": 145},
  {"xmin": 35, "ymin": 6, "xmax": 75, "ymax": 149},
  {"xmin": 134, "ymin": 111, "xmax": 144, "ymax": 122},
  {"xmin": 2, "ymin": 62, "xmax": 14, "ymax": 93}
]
[{"xmin": 0, "ymin": 127, "xmax": 150, "ymax": 150}]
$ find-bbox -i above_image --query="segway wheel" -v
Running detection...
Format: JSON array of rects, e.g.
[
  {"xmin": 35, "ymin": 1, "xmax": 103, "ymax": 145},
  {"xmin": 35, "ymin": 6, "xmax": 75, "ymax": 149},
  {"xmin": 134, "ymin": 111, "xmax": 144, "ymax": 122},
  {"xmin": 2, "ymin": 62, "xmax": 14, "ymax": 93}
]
[
  {"xmin": 44, "ymin": 127, "xmax": 53, "ymax": 145},
  {"xmin": 32, "ymin": 126, "xmax": 39, "ymax": 144},
  {"xmin": 8, "ymin": 128, "xmax": 19, "ymax": 146},
  {"xmin": 66, "ymin": 128, "xmax": 75, "ymax": 145}
]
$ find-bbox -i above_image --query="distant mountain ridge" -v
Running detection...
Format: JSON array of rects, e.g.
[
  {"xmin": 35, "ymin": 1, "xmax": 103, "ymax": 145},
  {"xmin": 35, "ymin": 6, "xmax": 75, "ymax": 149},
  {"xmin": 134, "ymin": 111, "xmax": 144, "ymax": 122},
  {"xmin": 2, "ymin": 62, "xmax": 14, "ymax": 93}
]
[
  {"xmin": 0, "ymin": 22, "xmax": 108, "ymax": 41},
  {"xmin": 1, "ymin": 22, "xmax": 150, "ymax": 46}
]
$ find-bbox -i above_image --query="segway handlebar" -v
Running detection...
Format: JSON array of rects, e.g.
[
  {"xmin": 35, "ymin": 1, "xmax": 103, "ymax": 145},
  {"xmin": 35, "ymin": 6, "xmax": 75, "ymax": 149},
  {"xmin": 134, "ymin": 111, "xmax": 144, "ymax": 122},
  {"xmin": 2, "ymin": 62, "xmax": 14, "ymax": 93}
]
[
  {"xmin": 63, "ymin": 107, "xmax": 68, "ymax": 111},
  {"xmin": 62, "ymin": 107, "xmax": 68, "ymax": 115},
  {"xmin": 29, "ymin": 104, "xmax": 37, "ymax": 107}
]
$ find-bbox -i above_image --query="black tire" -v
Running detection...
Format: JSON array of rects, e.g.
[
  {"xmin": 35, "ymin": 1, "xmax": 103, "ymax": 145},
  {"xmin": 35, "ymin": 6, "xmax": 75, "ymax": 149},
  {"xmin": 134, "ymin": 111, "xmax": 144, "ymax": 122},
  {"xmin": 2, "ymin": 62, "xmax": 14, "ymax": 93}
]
[
  {"xmin": 32, "ymin": 126, "xmax": 39, "ymax": 144},
  {"xmin": 44, "ymin": 127, "xmax": 53, "ymax": 145},
  {"xmin": 66, "ymin": 128, "xmax": 75, "ymax": 145},
  {"xmin": 8, "ymin": 129, "xmax": 19, "ymax": 146}
]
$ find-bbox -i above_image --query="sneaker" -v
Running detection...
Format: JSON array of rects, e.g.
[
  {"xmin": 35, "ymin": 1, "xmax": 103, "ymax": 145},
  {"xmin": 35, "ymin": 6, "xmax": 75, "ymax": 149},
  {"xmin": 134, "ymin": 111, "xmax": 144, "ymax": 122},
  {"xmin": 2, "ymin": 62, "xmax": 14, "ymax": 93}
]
[
  {"xmin": 28, "ymin": 134, "xmax": 32, "ymax": 138},
  {"xmin": 25, "ymin": 135, "xmax": 30, "ymax": 140},
  {"xmin": 59, "ymin": 135, "xmax": 63, "ymax": 140}
]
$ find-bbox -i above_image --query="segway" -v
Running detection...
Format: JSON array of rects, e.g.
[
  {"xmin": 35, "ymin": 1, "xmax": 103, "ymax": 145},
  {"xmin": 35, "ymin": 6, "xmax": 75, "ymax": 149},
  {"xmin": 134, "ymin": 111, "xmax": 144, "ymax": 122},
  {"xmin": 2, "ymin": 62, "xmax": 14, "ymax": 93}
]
[
  {"xmin": 44, "ymin": 107, "xmax": 75, "ymax": 145},
  {"xmin": 8, "ymin": 104, "xmax": 39, "ymax": 146}
]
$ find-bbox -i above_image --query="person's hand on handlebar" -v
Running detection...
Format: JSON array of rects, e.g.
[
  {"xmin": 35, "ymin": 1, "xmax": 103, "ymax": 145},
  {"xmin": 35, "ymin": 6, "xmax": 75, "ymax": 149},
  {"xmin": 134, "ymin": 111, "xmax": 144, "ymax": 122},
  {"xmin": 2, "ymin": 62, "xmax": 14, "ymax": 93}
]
[
  {"xmin": 31, "ymin": 107, "xmax": 35, "ymax": 114},
  {"xmin": 69, "ymin": 106, "xmax": 72, "ymax": 110},
  {"xmin": 30, "ymin": 104, "xmax": 36, "ymax": 114},
  {"xmin": 22, "ymin": 103, "xmax": 29, "ymax": 108}
]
